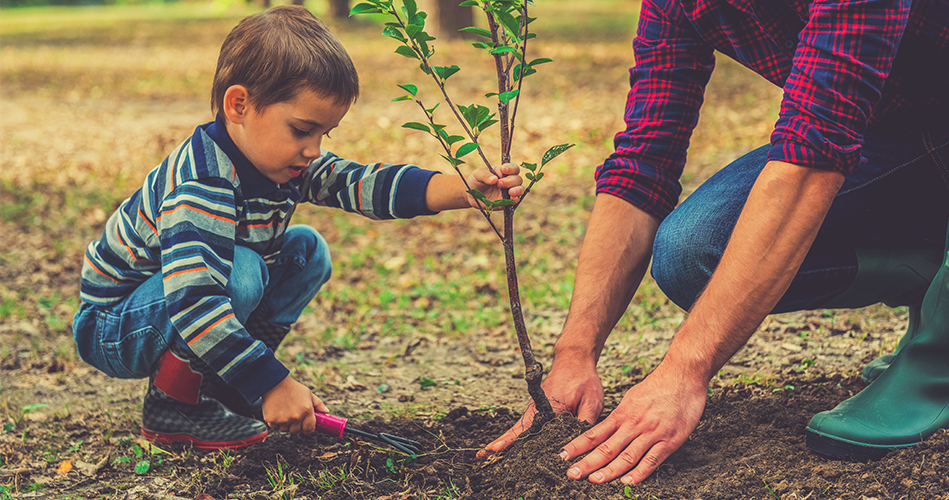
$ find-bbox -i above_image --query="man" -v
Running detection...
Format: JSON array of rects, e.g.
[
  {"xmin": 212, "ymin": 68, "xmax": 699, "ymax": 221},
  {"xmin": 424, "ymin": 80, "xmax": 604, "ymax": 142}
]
[{"xmin": 479, "ymin": 0, "xmax": 949, "ymax": 485}]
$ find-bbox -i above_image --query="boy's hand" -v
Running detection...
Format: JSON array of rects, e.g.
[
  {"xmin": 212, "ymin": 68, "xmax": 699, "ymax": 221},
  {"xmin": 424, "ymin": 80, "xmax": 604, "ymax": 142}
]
[
  {"xmin": 465, "ymin": 163, "xmax": 525, "ymax": 209},
  {"xmin": 261, "ymin": 375, "xmax": 329, "ymax": 434}
]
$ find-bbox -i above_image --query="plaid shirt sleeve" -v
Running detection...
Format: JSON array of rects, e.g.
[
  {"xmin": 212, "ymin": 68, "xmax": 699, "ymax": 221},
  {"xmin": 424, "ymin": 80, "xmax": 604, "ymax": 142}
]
[
  {"xmin": 769, "ymin": 0, "xmax": 911, "ymax": 173},
  {"xmin": 595, "ymin": 0, "xmax": 715, "ymax": 219}
]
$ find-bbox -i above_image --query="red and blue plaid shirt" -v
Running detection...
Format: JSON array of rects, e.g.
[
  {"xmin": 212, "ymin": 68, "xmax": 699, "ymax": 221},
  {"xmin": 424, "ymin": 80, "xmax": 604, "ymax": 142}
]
[{"xmin": 596, "ymin": 0, "xmax": 949, "ymax": 219}]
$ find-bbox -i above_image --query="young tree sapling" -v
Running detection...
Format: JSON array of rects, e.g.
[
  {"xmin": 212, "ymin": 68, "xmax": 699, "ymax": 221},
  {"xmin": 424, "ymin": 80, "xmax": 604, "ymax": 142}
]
[{"xmin": 352, "ymin": 0, "xmax": 573, "ymax": 430}]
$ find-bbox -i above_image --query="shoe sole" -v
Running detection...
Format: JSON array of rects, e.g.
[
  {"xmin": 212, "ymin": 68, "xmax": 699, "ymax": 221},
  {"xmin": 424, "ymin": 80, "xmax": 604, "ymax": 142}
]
[
  {"xmin": 805, "ymin": 428, "xmax": 906, "ymax": 462},
  {"xmin": 141, "ymin": 427, "xmax": 268, "ymax": 450}
]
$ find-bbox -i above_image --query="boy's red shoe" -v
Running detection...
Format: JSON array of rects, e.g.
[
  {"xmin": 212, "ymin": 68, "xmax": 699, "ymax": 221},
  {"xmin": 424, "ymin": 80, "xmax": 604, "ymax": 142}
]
[{"xmin": 141, "ymin": 346, "xmax": 268, "ymax": 450}]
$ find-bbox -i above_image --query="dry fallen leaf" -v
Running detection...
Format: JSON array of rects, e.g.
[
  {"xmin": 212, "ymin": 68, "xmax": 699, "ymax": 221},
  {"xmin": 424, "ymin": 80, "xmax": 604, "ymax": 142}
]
[{"xmin": 55, "ymin": 460, "xmax": 72, "ymax": 475}]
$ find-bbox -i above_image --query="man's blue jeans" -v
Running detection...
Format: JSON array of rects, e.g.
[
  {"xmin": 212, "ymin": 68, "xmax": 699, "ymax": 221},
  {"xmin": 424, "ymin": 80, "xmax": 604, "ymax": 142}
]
[
  {"xmin": 73, "ymin": 225, "xmax": 332, "ymax": 379},
  {"xmin": 651, "ymin": 125, "xmax": 949, "ymax": 313}
]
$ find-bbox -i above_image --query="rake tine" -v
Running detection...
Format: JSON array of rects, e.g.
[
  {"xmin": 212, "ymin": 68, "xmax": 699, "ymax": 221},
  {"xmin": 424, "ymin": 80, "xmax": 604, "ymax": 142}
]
[{"xmin": 378, "ymin": 433, "xmax": 420, "ymax": 455}]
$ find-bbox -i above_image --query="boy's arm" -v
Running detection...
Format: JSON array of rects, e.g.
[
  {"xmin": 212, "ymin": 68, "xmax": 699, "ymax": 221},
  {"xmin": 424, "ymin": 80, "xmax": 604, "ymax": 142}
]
[{"xmin": 301, "ymin": 151, "xmax": 437, "ymax": 220}]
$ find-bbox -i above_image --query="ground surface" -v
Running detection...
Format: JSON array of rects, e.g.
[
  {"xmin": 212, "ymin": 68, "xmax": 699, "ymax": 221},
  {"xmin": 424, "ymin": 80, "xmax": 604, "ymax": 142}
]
[{"xmin": 2, "ymin": 2, "xmax": 948, "ymax": 499}]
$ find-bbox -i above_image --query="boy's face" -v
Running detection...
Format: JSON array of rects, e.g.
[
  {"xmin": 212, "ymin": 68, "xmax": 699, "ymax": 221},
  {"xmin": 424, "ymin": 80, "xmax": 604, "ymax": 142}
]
[{"xmin": 230, "ymin": 88, "xmax": 350, "ymax": 184}]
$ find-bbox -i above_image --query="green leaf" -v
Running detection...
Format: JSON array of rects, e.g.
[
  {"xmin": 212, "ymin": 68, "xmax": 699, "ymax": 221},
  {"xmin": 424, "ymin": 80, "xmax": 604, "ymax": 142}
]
[
  {"xmin": 350, "ymin": 2, "xmax": 383, "ymax": 15},
  {"xmin": 459, "ymin": 26, "xmax": 492, "ymax": 38},
  {"xmin": 456, "ymin": 142, "xmax": 479, "ymax": 158},
  {"xmin": 402, "ymin": 0, "xmax": 418, "ymax": 19},
  {"xmin": 405, "ymin": 23, "xmax": 423, "ymax": 38},
  {"xmin": 394, "ymin": 45, "xmax": 419, "ymax": 60},
  {"xmin": 468, "ymin": 189, "xmax": 489, "ymax": 204},
  {"xmin": 418, "ymin": 375, "xmax": 437, "ymax": 389},
  {"xmin": 402, "ymin": 122, "xmax": 431, "ymax": 133},
  {"xmin": 529, "ymin": 57, "xmax": 553, "ymax": 66},
  {"xmin": 131, "ymin": 444, "xmax": 143, "ymax": 458},
  {"xmin": 513, "ymin": 63, "xmax": 537, "ymax": 79},
  {"xmin": 480, "ymin": 118, "xmax": 499, "ymax": 130},
  {"xmin": 134, "ymin": 460, "xmax": 150, "ymax": 474},
  {"xmin": 440, "ymin": 154, "xmax": 466, "ymax": 168},
  {"xmin": 522, "ymin": 162, "xmax": 537, "ymax": 172},
  {"xmin": 382, "ymin": 25, "xmax": 406, "ymax": 42},
  {"xmin": 541, "ymin": 143, "xmax": 575, "ymax": 166},
  {"xmin": 471, "ymin": 41, "xmax": 492, "ymax": 50},
  {"xmin": 489, "ymin": 46, "xmax": 516, "ymax": 54},
  {"xmin": 425, "ymin": 102, "xmax": 440, "ymax": 114},
  {"xmin": 459, "ymin": 0, "xmax": 479, "ymax": 6},
  {"xmin": 397, "ymin": 84, "xmax": 418, "ymax": 96},
  {"xmin": 492, "ymin": 199, "xmax": 516, "ymax": 206},
  {"xmin": 432, "ymin": 65, "xmax": 461, "ymax": 81},
  {"xmin": 525, "ymin": 172, "xmax": 534, "ymax": 181},
  {"xmin": 534, "ymin": 172, "xmax": 545, "ymax": 181},
  {"xmin": 498, "ymin": 89, "xmax": 519, "ymax": 104},
  {"xmin": 391, "ymin": 95, "xmax": 413, "ymax": 102},
  {"xmin": 22, "ymin": 404, "xmax": 48, "ymax": 414},
  {"xmin": 495, "ymin": 11, "xmax": 521, "ymax": 37},
  {"xmin": 445, "ymin": 134, "xmax": 465, "ymax": 146}
]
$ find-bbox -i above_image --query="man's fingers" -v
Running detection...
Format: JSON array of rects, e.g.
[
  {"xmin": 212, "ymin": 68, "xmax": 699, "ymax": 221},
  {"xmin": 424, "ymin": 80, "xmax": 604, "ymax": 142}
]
[
  {"xmin": 575, "ymin": 399, "xmax": 603, "ymax": 425},
  {"xmin": 477, "ymin": 407, "xmax": 539, "ymax": 459},
  {"xmin": 565, "ymin": 428, "xmax": 631, "ymax": 481},
  {"xmin": 622, "ymin": 442, "xmax": 676, "ymax": 485},
  {"xmin": 561, "ymin": 417, "xmax": 619, "ymax": 461},
  {"xmin": 476, "ymin": 428, "xmax": 518, "ymax": 458}
]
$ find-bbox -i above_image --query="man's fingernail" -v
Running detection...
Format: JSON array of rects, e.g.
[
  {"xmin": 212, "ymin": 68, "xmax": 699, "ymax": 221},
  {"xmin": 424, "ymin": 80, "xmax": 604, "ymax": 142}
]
[
  {"xmin": 590, "ymin": 472, "xmax": 604, "ymax": 482},
  {"xmin": 567, "ymin": 467, "xmax": 581, "ymax": 479},
  {"xmin": 558, "ymin": 450, "xmax": 568, "ymax": 461}
]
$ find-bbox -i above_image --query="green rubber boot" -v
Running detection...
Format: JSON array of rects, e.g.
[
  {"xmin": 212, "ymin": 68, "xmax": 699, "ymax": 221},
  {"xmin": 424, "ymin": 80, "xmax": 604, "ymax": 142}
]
[
  {"xmin": 822, "ymin": 246, "xmax": 941, "ymax": 382},
  {"xmin": 805, "ymin": 227, "xmax": 949, "ymax": 461}
]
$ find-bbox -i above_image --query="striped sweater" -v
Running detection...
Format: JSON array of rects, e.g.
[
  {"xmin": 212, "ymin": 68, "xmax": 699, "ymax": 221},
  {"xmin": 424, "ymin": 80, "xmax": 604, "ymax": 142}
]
[{"xmin": 79, "ymin": 117, "xmax": 437, "ymax": 402}]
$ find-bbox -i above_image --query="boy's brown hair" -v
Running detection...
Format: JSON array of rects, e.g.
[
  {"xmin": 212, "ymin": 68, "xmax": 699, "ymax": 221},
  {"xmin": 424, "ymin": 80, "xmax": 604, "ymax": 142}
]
[{"xmin": 211, "ymin": 5, "xmax": 359, "ymax": 116}]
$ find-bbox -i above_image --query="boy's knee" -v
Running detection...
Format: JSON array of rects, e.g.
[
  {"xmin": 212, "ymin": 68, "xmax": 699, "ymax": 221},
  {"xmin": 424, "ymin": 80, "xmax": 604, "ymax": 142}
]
[
  {"xmin": 651, "ymin": 211, "xmax": 724, "ymax": 311},
  {"xmin": 230, "ymin": 246, "xmax": 268, "ymax": 313},
  {"xmin": 288, "ymin": 225, "xmax": 332, "ymax": 284}
]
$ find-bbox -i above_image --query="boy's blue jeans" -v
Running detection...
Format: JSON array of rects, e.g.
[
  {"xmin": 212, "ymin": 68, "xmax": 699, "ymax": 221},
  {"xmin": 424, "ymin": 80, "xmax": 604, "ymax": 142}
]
[
  {"xmin": 73, "ymin": 225, "xmax": 332, "ymax": 379},
  {"xmin": 651, "ymin": 125, "xmax": 949, "ymax": 313}
]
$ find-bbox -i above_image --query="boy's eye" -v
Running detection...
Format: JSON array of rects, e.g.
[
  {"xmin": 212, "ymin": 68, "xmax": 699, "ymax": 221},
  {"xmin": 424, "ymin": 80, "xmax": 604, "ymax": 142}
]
[{"xmin": 292, "ymin": 127, "xmax": 312, "ymax": 138}]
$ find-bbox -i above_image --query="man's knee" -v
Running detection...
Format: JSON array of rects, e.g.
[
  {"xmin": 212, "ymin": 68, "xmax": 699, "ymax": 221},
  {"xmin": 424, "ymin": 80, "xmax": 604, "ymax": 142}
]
[{"xmin": 651, "ymin": 212, "xmax": 723, "ymax": 311}]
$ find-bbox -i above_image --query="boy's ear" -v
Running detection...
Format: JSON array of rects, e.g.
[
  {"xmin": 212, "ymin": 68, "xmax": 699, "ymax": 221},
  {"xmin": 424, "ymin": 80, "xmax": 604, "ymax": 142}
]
[{"xmin": 222, "ymin": 85, "xmax": 251, "ymax": 124}]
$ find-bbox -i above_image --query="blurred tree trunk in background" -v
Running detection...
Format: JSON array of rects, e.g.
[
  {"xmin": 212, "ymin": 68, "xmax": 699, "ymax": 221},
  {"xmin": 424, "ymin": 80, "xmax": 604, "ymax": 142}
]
[
  {"xmin": 291, "ymin": 0, "xmax": 306, "ymax": 5},
  {"xmin": 420, "ymin": 0, "xmax": 473, "ymax": 39},
  {"xmin": 328, "ymin": 0, "xmax": 351, "ymax": 18}
]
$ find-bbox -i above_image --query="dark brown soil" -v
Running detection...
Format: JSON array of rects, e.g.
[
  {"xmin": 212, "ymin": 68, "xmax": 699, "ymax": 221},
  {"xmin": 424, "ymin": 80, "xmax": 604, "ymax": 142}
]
[{"xmin": 5, "ymin": 371, "xmax": 948, "ymax": 499}]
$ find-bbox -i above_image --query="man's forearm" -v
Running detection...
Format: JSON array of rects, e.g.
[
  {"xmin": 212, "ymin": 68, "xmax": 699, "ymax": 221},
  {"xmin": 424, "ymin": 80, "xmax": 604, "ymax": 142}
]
[
  {"xmin": 663, "ymin": 161, "xmax": 845, "ymax": 381},
  {"xmin": 556, "ymin": 194, "xmax": 661, "ymax": 363}
]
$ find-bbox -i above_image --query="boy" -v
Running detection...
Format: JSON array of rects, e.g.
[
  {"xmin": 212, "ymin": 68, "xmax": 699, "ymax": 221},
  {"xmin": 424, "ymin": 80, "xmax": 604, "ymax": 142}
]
[{"xmin": 73, "ymin": 5, "xmax": 523, "ymax": 450}]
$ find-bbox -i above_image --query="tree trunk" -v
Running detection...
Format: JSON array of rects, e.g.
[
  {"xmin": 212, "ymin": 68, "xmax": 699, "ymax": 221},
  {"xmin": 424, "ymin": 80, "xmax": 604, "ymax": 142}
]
[
  {"xmin": 419, "ymin": 0, "xmax": 474, "ymax": 39},
  {"xmin": 290, "ymin": 0, "xmax": 305, "ymax": 5},
  {"xmin": 327, "ymin": 0, "xmax": 351, "ymax": 19}
]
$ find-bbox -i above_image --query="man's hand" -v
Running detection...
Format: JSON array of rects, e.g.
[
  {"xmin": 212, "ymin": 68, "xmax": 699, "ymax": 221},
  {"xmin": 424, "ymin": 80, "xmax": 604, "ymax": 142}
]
[
  {"xmin": 560, "ymin": 361, "xmax": 707, "ymax": 484},
  {"xmin": 477, "ymin": 354, "xmax": 604, "ymax": 458},
  {"xmin": 465, "ymin": 163, "xmax": 525, "ymax": 208},
  {"xmin": 261, "ymin": 375, "xmax": 329, "ymax": 434}
]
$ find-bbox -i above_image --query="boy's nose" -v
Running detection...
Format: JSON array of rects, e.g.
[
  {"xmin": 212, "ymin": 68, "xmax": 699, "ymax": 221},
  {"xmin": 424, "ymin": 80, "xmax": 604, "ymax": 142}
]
[{"xmin": 302, "ymin": 137, "xmax": 322, "ymax": 161}]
